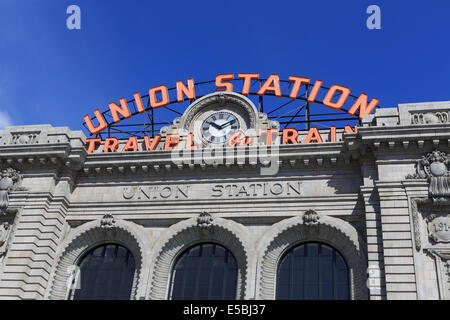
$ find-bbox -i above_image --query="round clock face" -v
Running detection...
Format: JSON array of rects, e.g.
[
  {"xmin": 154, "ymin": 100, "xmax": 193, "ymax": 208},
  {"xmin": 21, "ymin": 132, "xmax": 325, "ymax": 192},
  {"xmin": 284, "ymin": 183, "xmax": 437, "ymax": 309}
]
[{"xmin": 201, "ymin": 111, "xmax": 240, "ymax": 144}]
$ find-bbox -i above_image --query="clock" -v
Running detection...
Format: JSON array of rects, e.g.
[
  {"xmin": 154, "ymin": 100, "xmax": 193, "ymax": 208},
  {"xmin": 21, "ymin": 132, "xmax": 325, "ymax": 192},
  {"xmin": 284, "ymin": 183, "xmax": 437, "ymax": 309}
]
[{"xmin": 201, "ymin": 111, "xmax": 240, "ymax": 144}]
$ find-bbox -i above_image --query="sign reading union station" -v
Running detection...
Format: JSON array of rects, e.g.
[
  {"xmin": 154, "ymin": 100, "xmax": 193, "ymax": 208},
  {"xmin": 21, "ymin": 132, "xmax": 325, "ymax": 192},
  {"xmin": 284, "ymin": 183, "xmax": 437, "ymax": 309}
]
[{"xmin": 83, "ymin": 73, "xmax": 380, "ymax": 153}]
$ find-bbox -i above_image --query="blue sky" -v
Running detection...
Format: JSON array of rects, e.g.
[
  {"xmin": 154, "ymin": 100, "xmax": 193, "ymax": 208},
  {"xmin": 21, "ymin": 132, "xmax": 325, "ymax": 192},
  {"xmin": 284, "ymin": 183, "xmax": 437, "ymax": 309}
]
[{"xmin": 0, "ymin": 0, "xmax": 449, "ymax": 134}]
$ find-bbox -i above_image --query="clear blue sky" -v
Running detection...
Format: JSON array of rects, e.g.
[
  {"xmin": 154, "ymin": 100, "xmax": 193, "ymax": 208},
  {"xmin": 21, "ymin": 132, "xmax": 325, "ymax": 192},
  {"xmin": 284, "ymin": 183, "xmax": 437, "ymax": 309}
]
[{"xmin": 0, "ymin": 0, "xmax": 449, "ymax": 133}]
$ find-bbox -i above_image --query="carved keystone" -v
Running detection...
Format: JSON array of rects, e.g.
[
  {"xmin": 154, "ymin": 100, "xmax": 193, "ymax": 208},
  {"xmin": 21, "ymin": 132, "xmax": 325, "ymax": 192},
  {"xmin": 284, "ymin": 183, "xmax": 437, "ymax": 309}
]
[
  {"xmin": 303, "ymin": 209, "xmax": 320, "ymax": 226},
  {"xmin": 100, "ymin": 213, "xmax": 116, "ymax": 230},
  {"xmin": 197, "ymin": 211, "xmax": 213, "ymax": 228}
]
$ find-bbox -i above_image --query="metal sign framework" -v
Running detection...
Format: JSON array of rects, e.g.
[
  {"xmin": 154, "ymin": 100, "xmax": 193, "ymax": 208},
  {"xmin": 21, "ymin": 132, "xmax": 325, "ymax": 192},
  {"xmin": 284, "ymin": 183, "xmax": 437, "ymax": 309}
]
[{"xmin": 82, "ymin": 78, "xmax": 380, "ymax": 140}]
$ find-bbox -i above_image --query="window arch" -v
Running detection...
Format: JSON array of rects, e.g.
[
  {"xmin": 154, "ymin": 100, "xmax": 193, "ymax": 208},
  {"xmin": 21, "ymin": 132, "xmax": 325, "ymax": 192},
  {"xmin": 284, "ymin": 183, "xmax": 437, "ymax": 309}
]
[
  {"xmin": 169, "ymin": 243, "xmax": 238, "ymax": 300},
  {"xmin": 276, "ymin": 242, "xmax": 350, "ymax": 300},
  {"xmin": 70, "ymin": 244, "xmax": 136, "ymax": 300}
]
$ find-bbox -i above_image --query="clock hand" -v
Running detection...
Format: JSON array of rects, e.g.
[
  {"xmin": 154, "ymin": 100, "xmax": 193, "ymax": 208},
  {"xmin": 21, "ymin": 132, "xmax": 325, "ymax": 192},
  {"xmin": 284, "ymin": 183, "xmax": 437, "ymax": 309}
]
[
  {"xmin": 219, "ymin": 119, "xmax": 237, "ymax": 129},
  {"xmin": 206, "ymin": 121, "xmax": 222, "ymax": 130}
]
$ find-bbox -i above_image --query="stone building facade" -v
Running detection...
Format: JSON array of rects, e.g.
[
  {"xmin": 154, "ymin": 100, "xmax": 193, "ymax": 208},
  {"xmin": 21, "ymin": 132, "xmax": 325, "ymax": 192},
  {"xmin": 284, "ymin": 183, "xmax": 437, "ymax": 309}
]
[{"xmin": 0, "ymin": 92, "xmax": 449, "ymax": 300}]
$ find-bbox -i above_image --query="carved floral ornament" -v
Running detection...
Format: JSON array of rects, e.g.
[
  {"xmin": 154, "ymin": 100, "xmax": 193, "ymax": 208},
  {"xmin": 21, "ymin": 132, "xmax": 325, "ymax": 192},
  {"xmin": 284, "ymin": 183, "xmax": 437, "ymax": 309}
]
[{"xmin": 407, "ymin": 150, "xmax": 450, "ymax": 202}]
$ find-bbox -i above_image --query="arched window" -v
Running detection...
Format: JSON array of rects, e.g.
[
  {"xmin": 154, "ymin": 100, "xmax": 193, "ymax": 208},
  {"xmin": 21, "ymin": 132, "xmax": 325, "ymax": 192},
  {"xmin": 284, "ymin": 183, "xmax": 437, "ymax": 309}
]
[
  {"xmin": 169, "ymin": 243, "xmax": 238, "ymax": 300},
  {"xmin": 70, "ymin": 244, "xmax": 136, "ymax": 300},
  {"xmin": 276, "ymin": 242, "xmax": 349, "ymax": 300}
]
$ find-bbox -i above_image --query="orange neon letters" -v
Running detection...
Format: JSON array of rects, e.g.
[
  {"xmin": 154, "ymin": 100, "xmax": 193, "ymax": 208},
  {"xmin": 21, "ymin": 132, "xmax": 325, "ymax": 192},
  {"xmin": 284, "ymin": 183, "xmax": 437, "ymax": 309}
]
[
  {"xmin": 238, "ymin": 73, "xmax": 259, "ymax": 96},
  {"xmin": 186, "ymin": 133, "xmax": 196, "ymax": 149},
  {"xmin": 164, "ymin": 134, "xmax": 180, "ymax": 150},
  {"xmin": 86, "ymin": 138, "xmax": 101, "ymax": 153},
  {"xmin": 84, "ymin": 109, "xmax": 108, "ymax": 135},
  {"xmin": 144, "ymin": 134, "xmax": 161, "ymax": 151},
  {"xmin": 257, "ymin": 74, "xmax": 282, "ymax": 97},
  {"xmin": 134, "ymin": 92, "xmax": 146, "ymax": 113},
  {"xmin": 149, "ymin": 85, "xmax": 170, "ymax": 109},
  {"xmin": 288, "ymin": 76, "xmax": 310, "ymax": 99},
  {"xmin": 304, "ymin": 127, "xmax": 323, "ymax": 143},
  {"xmin": 307, "ymin": 80, "xmax": 323, "ymax": 103},
  {"xmin": 104, "ymin": 137, "xmax": 119, "ymax": 152},
  {"xmin": 329, "ymin": 126, "xmax": 336, "ymax": 142},
  {"xmin": 348, "ymin": 94, "xmax": 379, "ymax": 119},
  {"xmin": 176, "ymin": 78, "xmax": 196, "ymax": 102},
  {"xmin": 282, "ymin": 128, "xmax": 298, "ymax": 144},
  {"xmin": 109, "ymin": 98, "xmax": 132, "ymax": 123},
  {"xmin": 322, "ymin": 85, "xmax": 351, "ymax": 111},
  {"xmin": 215, "ymin": 74, "xmax": 234, "ymax": 92},
  {"xmin": 226, "ymin": 131, "xmax": 253, "ymax": 147},
  {"xmin": 344, "ymin": 125, "xmax": 358, "ymax": 133},
  {"xmin": 83, "ymin": 73, "xmax": 380, "ymax": 137},
  {"xmin": 122, "ymin": 136, "xmax": 138, "ymax": 152},
  {"xmin": 265, "ymin": 129, "xmax": 279, "ymax": 145}
]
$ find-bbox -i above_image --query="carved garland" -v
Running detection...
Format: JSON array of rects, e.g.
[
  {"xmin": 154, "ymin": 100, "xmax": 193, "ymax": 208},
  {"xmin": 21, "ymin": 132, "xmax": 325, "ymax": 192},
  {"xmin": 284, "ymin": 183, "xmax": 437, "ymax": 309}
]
[
  {"xmin": 257, "ymin": 213, "xmax": 367, "ymax": 300},
  {"xmin": 49, "ymin": 215, "xmax": 147, "ymax": 300},
  {"xmin": 148, "ymin": 215, "xmax": 253, "ymax": 300}
]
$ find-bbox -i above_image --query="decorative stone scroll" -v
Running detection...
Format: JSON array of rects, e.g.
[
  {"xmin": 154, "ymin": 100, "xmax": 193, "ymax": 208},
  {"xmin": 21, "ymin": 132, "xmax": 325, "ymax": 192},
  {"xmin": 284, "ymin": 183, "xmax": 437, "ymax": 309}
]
[{"xmin": 407, "ymin": 150, "xmax": 450, "ymax": 202}]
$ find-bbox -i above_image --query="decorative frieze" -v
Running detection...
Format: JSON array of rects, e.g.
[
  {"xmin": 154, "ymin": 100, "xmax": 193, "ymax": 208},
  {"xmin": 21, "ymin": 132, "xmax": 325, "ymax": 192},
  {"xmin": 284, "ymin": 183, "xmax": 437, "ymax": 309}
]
[
  {"xmin": 411, "ymin": 112, "xmax": 449, "ymax": 125},
  {"xmin": 10, "ymin": 132, "xmax": 39, "ymax": 145}
]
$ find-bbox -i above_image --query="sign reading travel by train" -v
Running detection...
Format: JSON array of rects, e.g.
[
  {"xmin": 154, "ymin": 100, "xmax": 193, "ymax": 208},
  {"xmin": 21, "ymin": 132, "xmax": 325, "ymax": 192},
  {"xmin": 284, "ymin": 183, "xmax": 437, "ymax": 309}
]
[{"xmin": 83, "ymin": 73, "xmax": 380, "ymax": 153}]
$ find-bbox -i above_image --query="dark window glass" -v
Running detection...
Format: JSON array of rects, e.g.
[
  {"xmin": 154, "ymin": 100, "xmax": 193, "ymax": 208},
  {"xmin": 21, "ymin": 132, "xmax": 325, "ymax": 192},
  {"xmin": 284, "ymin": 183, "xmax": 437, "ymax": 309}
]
[
  {"xmin": 276, "ymin": 242, "xmax": 350, "ymax": 300},
  {"xmin": 72, "ymin": 244, "xmax": 135, "ymax": 300},
  {"xmin": 169, "ymin": 243, "xmax": 238, "ymax": 300}
]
